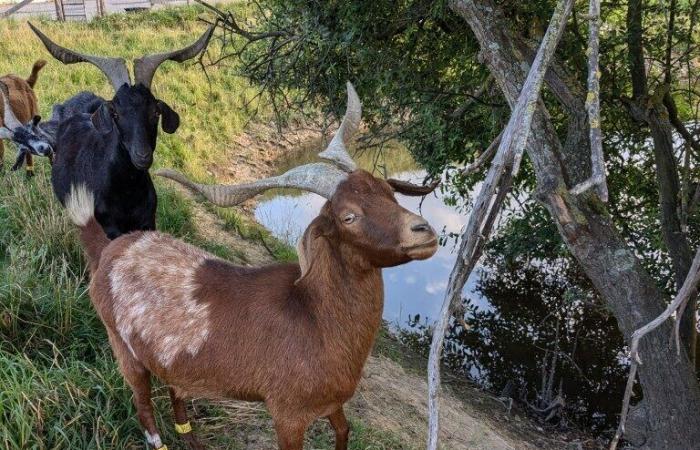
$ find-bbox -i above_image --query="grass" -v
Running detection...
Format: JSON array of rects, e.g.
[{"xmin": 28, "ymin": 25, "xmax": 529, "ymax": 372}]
[
  {"xmin": 0, "ymin": 2, "xmax": 266, "ymax": 180},
  {"xmin": 0, "ymin": 6, "xmax": 408, "ymax": 449}
]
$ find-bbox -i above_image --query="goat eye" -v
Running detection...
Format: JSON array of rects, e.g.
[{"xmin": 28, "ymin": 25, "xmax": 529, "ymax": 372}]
[{"xmin": 342, "ymin": 213, "xmax": 357, "ymax": 224}]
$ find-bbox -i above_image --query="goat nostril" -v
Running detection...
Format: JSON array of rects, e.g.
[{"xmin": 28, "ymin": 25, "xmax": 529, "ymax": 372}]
[{"xmin": 411, "ymin": 222, "xmax": 431, "ymax": 233}]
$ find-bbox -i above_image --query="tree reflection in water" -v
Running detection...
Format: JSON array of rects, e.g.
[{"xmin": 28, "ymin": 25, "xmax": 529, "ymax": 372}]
[{"xmin": 399, "ymin": 256, "xmax": 628, "ymax": 433}]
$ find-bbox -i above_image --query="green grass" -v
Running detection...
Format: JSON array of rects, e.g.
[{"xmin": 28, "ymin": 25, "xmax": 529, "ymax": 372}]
[
  {"xmin": 308, "ymin": 418, "xmax": 412, "ymax": 450},
  {"xmin": 0, "ymin": 7, "xmax": 409, "ymax": 449},
  {"xmin": 0, "ymin": 162, "xmax": 403, "ymax": 449},
  {"xmin": 0, "ymin": 2, "xmax": 267, "ymax": 180}
]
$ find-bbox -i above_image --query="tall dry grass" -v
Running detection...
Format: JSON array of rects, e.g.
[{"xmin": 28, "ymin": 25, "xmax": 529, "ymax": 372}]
[{"xmin": 0, "ymin": 5, "xmax": 408, "ymax": 449}]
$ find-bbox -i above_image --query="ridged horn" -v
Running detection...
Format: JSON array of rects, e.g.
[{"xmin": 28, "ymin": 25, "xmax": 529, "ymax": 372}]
[
  {"xmin": 134, "ymin": 25, "xmax": 214, "ymax": 89},
  {"xmin": 29, "ymin": 22, "xmax": 131, "ymax": 91},
  {"xmin": 156, "ymin": 82, "xmax": 364, "ymax": 206},
  {"xmin": 318, "ymin": 82, "xmax": 360, "ymax": 172},
  {"xmin": 0, "ymin": 81, "xmax": 23, "ymax": 131},
  {"xmin": 155, "ymin": 163, "xmax": 348, "ymax": 207}
]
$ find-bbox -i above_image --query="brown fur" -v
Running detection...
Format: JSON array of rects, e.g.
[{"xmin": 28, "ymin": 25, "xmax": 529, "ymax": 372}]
[
  {"xmin": 74, "ymin": 170, "xmax": 438, "ymax": 450},
  {"xmin": 0, "ymin": 60, "xmax": 46, "ymax": 174}
]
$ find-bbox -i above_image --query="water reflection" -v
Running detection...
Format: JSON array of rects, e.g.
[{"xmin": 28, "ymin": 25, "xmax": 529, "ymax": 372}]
[
  {"xmin": 255, "ymin": 169, "xmax": 490, "ymax": 328},
  {"xmin": 254, "ymin": 146, "xmax": 625, "ymax": 433}
]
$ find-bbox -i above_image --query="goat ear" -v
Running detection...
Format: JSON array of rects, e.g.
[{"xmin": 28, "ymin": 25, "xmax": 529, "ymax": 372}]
[
  {"xmin": 158, "ymin": 101, "xmax": 180, "ymax": 134},
  {"xmin": 90, "ymin": 103, "xmax": 115, "ymax": 134},
  {"xmin": 295, "ymin": 215, "xmax": 333, "ymax": 284}
]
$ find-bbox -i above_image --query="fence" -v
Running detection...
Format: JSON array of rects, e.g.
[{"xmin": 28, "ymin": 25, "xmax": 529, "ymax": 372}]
[{"xmin": 0, "ymin": 0, "xmax": 190, "ymax": 21}]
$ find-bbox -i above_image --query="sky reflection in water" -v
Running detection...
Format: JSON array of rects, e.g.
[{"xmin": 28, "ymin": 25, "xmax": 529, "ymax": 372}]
[{"xmin": 254, "ymin": 170, "xmax": 492, "ymax": 330}]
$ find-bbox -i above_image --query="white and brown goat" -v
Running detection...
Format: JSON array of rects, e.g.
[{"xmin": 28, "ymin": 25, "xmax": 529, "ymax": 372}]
[
  {"xmin": 0, "ymin": 60, "xmax": 50, "ymax": 176},
  {"xmin": 65, "ymin": 83, "xmax": 438, "ymax": 450}
]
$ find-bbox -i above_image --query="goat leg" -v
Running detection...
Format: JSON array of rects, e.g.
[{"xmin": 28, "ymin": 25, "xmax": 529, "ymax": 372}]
[
  {"xmin": 25, "ymin": 152, "xmax": 34, "ymax": 178},
  {"xmin": 132, "ymin": 375, "xmax": 165, "ymax": 449},
  {"xmin": 120, "ymin": 363, "xmax": 165, "ymax": 449},
  {"xmin": 271, "ymin": 413, "xmax": 309, "ymax": 450},
  {"xmin": 328, "ymin": 407, "xmax": 350, "ymax": 450},
  {"xmin": 11, "ymin": 150, "xmax": 26, "ymax": 172},
  {"xmin": 168, "ymin": 388, "xmax": 204, "ymax": 450}
]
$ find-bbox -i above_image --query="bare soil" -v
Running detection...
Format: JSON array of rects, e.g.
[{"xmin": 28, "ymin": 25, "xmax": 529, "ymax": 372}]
[{"xmin": 166, "ymin": 123, "xmax": 601, "ymax": 449}]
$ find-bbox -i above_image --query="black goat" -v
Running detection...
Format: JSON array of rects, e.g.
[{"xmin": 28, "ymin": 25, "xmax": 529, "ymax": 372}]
[
  {"xmin": 1, "ymin": 90, "xmax": 99, "ymax": 171},
  {"xmin": 28, "ymin": 23, "xmax": 213, "ymax": 239}
]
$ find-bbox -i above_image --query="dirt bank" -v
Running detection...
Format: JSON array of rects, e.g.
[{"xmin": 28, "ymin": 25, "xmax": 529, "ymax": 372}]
[{"xmin": 162, "ymin": 123, "xmax": 601, "ymax": 450}]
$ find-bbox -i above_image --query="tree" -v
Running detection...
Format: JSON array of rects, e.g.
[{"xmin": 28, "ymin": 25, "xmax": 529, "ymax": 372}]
[{"xmin": 201, "ymin": 0, "xmax": 700, "ymax": 446}]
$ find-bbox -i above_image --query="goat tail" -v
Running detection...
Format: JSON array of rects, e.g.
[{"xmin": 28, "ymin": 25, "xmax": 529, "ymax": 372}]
[
  {"xmin": 26, "ymin": 60, "xmax": 47, "ymax": 88},
  {"xmin": 65, "ymin": 184, "xmax": 109, "ymax": 274}
]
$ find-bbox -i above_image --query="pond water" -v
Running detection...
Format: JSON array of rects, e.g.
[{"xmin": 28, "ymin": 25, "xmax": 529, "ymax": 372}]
[
  {"xmin": 254, "ymin": 143, "xmax": 626, "ymax": 433},
  {"xmin": 255, "ymin": 168, "xmax": 492, "ymax": 328}
]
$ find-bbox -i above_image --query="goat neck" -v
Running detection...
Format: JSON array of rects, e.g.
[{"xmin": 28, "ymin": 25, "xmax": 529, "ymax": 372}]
[{"xmin": 294, "ymin": 230, "xmax": 384, "ymax": 373}]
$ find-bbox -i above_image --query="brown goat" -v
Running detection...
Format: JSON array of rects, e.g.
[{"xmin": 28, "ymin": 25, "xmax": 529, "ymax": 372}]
[
  {"xmin": 0, "ymin": 60, "xmax": 47, "ymax": 176},
  {"xmin": 65, "ymin": 84, "xmax": 438, "ymax": 450}
]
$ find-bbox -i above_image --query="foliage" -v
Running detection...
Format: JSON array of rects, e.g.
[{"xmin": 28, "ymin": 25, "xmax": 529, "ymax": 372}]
[
  {"xmin": 400, "ymin": 256, "xmax": 627, "ymax": 432},
  {"xmin": 217, "ymin": 0, "xmax": 700, "ymax": 437},
  {"xmin": 217, "ymin": 0, "xmax": 700, "ymax": 290},
  {"xmin": 0, "ymin": 3, "xmax": 270, "ymax": 179}
]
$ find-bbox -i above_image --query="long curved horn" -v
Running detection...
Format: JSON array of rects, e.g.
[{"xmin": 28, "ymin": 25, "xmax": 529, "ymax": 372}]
[
  {"xmin": 29, "ymin": 23, "xmax": 131, "ymax": 91},
  {"xmin": 0, "ymin": 81, "xmax": 23, "ymax": 131},
  {"xmin": 155, "ymin": 82, "xmax": 362, "ymax": 206},
  {"xmin": 155, "ymin": 163, "xmax": 347, "ymax": 207},
  {"xmin": 133, "ymin": 25, "xmax": 215, "ymax": 89},
  {"xmin": 318, "ymin": 82, "xmax": 360, "ymax": 172}
]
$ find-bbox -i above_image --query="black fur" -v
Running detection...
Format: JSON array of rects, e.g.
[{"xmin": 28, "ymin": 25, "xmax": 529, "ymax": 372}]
[
  {"xmin": 8, "ymin": 91, "xmax": 104, "ymax": 169},
  {"xmin": 51, "ymin": 85, "xmax": 179, "ymax": 239}
]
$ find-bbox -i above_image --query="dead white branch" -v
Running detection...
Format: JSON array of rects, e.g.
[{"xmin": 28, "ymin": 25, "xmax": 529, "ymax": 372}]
[
  {"xmin": 609, "ymin": 246, "xmax": 700, "ymax": 450},
  {"xmin": 570, "ymin": 0, "xmax": 609, "ymax": 201},
  {"xmin": 426, "ymin": 0, "xmax": 574, "ymax": 448}
]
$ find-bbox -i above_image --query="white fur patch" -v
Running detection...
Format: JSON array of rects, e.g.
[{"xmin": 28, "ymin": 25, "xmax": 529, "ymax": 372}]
[
  {"xmin": 110, "ymin": 233, "xmax": 213, "ymax": 367},
  {"xmin": 64, "ymin": 184, "xmax": 94, "ymax": 227},
  {"xmin": 145, "ymin": 430, "xmax": 163, "ymax": 448}
]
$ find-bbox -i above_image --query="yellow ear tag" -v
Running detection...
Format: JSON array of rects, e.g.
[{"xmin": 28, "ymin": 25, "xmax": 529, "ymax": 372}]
[
  {"xmin": 175, "ymin": 422, "xmax": 192, "ymax": 434},
  {"xmin": 155, "ymin": 446, "xmax": 168, "ymax": 450}
]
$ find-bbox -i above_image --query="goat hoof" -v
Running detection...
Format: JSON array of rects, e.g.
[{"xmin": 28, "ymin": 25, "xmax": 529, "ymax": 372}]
[{"xmin": 25, "ymin": 171, "xmax": 35, "ymax": 179}]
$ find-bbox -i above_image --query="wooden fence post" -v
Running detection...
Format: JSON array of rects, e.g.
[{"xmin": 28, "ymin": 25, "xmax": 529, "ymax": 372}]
[{"xmin": 54, "ymin": 0, "xmax": 65, "ymax": 20}]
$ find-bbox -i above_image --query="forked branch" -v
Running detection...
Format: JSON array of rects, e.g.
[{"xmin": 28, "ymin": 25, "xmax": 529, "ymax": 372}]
[
  {"xmin": 570, "ymin": 0, "xmax": 609, "ymax": 201},
  {"xmin": 427, "ymin": 0, "xmax": 574, "ymax": 448}
]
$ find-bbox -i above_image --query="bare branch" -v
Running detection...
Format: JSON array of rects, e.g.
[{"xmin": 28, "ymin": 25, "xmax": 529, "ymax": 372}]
[
  {"xmin": 569, "ymin": 0, "xmax": 609, "ymax": 201},
  {"xmin": 196, "ymin": 0, "xmax": 288, "ymax": 42},
  {"xmin": 427, "ymin": 0, "xmax": 574, "ymax": 448},
  {"xmin": 449, "ymin": 76, "xmax": 494, "ymax": 118},
  {"xmin": 610, "ymin": 246, "xmax": 700, "ymax": 450},
  {"xmin": 458, "ymin": 130, "xmax": 503, "ymax": 176}
]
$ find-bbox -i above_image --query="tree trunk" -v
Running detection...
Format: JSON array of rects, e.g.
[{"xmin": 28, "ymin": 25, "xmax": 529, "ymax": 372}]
[
  {"xmin": 449, "ymin": 0, "xmax": 700, "ymax": 447},
  {"xmin": 625, "ymin": 0, "xmax": 696, "ymax": 357}
]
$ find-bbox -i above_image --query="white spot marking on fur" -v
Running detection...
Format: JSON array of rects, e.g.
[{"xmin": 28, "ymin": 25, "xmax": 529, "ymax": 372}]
[
  {"xmin": 145, "ymin": 430, "xmax": 163, "ymax": 448},
  {"xmin": 110, "ymin": 233, "xmax": 213, "ymax": 367},
  {"xmin": 64, "ymin": 184, "xmax": 94, "ymax": 227}
]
